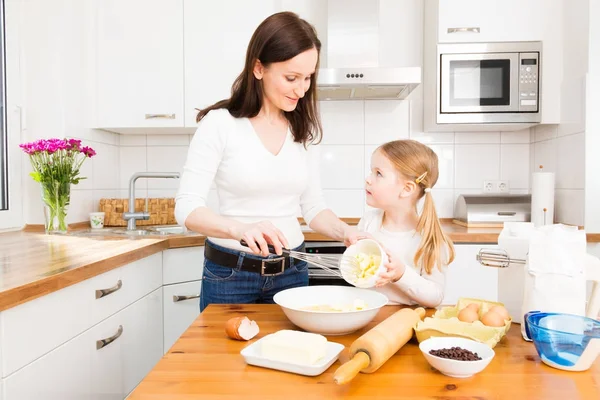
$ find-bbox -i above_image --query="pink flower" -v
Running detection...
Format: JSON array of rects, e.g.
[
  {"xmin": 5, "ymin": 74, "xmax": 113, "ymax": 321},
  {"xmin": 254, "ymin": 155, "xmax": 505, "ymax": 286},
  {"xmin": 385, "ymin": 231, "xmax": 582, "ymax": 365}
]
[{"xmin": 81, "ymin": 146, "xmax": 96, "ymax": 158}]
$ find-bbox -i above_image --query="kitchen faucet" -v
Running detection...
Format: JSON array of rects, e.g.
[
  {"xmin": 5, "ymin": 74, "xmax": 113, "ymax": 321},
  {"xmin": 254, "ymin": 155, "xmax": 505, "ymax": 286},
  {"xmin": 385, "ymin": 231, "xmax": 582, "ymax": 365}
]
[{"xmin": 122, "ymin": 172, "xmax": 180, "ymax": 230}]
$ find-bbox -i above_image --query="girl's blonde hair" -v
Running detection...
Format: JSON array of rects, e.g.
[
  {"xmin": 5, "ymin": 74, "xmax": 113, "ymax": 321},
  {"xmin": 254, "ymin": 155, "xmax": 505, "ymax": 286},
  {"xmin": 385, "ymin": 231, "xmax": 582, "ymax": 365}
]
[{"xmin": 379, "ymin": 139, "xmax": 455, "ymax": 274}]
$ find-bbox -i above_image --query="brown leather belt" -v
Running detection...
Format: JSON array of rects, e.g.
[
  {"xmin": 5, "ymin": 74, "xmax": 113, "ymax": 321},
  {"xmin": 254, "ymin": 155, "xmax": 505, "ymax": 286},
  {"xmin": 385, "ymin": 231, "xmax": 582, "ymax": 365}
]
[{"xmin": 204, "ymin": 241, "xmax": 305, "ymax": 276}]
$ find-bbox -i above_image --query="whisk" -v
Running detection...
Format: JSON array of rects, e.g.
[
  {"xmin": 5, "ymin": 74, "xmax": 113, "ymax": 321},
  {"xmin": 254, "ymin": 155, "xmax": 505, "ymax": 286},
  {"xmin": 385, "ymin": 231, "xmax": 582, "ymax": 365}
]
[{"xmin": 240, "ymin": 240, "xmax": 360, "ymax": 280}]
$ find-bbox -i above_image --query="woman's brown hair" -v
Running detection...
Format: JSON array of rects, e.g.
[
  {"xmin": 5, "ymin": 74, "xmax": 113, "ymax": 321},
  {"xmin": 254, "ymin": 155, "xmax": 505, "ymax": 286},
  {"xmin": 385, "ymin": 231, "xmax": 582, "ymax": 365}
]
[
  {"xmin": 196, "ymin": 12, "xmax": 322, "ymax": 145},
  {"xmin": 379, "ymin": 140, "xmax": 456, "ymax": 274}
]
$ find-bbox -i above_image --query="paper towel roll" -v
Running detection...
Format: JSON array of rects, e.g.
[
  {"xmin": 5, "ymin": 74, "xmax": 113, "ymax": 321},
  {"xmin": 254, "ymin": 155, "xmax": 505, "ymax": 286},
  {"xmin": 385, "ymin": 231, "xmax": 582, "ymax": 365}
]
[{"xmin": 531, "ymin": 171, "xmax": 555, "ymax": 227}]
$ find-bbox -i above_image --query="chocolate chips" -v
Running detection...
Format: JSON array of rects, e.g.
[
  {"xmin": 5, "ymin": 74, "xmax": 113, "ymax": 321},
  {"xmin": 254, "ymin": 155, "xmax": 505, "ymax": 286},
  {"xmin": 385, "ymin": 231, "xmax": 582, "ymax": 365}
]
[{"xmin": 429, "ymin": 346, "xmax": 482, "ymax": 361}]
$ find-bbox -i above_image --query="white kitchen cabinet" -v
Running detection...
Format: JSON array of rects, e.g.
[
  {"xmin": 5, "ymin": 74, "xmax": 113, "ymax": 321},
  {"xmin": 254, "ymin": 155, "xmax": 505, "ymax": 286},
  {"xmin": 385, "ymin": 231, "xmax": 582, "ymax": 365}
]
[
  {"xmin": 121, "ymin": 288, "xmax": 163, "ymax": 396},
  {"xmin": 424, "ymin": 0, "xmax": 563, "ymax": 126},
  {"xmin": 1, "ymin": 252, "xmax": 162, "ymax": 378},
  {"xmin": 162, "ymin": 247, "xmax": 204, "ymax": 285},
  {"xmin": 89, "ymin": 313, "xmax": 125, "ymax": 400},
  {"xmin": 162, "ymin": 246, "xmax": 204, "ymax": 352},
  {"xmin": 435, "ymin": 0, "xmax": 560, "ymax": 44},
  {"xmin": 3, "ymin": 329, "xmax": 92, "ymax": 400},
  {"xmin": 96, "ymin": 0, "xmax": 184, "ymax": 131},
  {"xmin": 3, "ymin": 289, "xmax": 163, "ymax": 400},
  {"xmin": 183, "ymin": 0, "xmax": 279, "ymax": 127},
  {"xmin": 2, "ymin": 308, "xmax": 122, "ymax": 400},
  {"xmin": 163, "ymin": 280, "xmax": 202, "ymax": 352},
  {"xmin": 443, "ymin": 244, "xmax": 499, "ymax": 305}
]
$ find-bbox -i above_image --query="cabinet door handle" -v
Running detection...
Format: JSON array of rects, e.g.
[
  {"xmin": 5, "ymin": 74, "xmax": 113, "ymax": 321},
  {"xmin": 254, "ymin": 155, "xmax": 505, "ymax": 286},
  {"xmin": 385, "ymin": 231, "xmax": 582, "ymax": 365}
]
[
  {"xmin": 145, "ymin": 113, "xmax": 176, "ymax": 120},
  {"xmin": 447, "ymin": 27, "xmax": 480, "ymax": 34},
  {"xmin": 497, "ymin": 211, "xmax": 517, "ymax": 216},
  {"xmin": 173, "ymin": 294, "xmax": 200, "ymax": 302},
  {"xmin": 96, "ymin": 325, "xmax": 123, "ymax": 350},
  {"xmin": 95, "ymin": 279, "xmax": 123, "ymax": 299}
]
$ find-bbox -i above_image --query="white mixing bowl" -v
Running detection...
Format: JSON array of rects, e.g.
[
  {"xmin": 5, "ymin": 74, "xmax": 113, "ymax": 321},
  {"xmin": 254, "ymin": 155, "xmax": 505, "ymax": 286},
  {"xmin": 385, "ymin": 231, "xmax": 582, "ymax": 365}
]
[{"xmin": 273, "ymin": 285, "xmax": 389, "ymax": 335}]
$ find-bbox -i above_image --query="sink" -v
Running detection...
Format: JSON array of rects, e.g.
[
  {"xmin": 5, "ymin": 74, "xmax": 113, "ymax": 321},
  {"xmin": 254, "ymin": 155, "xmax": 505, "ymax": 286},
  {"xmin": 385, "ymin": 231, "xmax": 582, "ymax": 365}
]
[
  {"xmin": 150, "ymin": 226, "xmax": 186, "ymax": 234},
  {"xmin": 68, "ymin": 225, "xmax": 189, "ymax": 238}
]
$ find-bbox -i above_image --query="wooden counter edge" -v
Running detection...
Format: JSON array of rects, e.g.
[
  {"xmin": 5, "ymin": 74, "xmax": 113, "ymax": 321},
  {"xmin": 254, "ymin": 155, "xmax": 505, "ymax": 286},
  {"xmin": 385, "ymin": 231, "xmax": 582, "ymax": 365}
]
[{"xmin": 0, "ymin": 241, "xmax": 168, "ymax": 312}]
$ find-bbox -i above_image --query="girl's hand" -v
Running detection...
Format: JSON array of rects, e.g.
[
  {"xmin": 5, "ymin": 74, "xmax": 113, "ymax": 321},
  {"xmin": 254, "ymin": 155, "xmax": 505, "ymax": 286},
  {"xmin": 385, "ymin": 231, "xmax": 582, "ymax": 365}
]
[
  {"xmin": 343, "ymin": 226, "xmax": 372, "ymax": 247},
  {"xmin": 234, "ymin": 221, "xmax": 289, "ymax": 256},
  {"xmin": 375, "ymin": 246, "xmax": 406, "ymax": 287}
]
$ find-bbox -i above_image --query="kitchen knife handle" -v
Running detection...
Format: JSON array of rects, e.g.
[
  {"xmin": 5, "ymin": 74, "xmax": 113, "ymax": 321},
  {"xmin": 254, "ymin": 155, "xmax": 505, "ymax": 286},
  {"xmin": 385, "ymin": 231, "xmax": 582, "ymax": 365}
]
[{"xmin": 333, "ymin": 351, "xmax": 370, "ymax": 385}]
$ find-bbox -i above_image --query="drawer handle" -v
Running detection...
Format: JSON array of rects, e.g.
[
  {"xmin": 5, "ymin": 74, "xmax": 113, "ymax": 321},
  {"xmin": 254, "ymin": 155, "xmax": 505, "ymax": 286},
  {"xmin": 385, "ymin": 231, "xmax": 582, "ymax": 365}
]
[
  {"xmin": 96, "ymin": 325, "xmax": 123, "ymax": 350},
  {"xmin": 447, "ymin": 27, "xmax": 480, "ymax": 34},
  {"xmin": 145, "ymin": 113, "xmax": 176, "ymax": 120},
  {"xmin": 95, "ymin": 280, "xmax": 123, "ymax": 299},
  {"xmin": 173, "ymin": 294, "xmax": 200, "ymax": 302},
  {"xmin": 497, "ymin": 211, "xmax": 517, "ymax": 216}
]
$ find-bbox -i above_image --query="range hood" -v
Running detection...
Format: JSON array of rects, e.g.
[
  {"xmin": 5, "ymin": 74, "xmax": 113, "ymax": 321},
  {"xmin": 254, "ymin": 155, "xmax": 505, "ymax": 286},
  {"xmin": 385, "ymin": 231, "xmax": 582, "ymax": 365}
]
[{"xmin": 316, "ymin": 0, "xmax": 421, "ymax": 101}]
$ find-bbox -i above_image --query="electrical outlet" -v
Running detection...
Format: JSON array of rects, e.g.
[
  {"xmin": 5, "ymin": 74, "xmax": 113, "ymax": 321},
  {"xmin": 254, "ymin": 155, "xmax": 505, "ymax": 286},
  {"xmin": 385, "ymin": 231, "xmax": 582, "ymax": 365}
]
[
  {"xmin": 497, "ymin": 180, "xmax": 509, "ymax": 193},
  {"xmin": 483, "ymin": 180, "xmax": 495, "ymax": 193}
]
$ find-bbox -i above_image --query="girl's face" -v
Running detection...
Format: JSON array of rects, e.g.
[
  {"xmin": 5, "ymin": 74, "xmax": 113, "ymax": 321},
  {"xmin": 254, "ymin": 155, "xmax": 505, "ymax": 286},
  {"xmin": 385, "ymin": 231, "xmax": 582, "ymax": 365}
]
[
  {"xmin": 365, "ymin": 149, "xmax": 411, "ymax": 209},
  {"xmin": 254, "ymin": 47, "xmax": 318, "ymax": 112}
]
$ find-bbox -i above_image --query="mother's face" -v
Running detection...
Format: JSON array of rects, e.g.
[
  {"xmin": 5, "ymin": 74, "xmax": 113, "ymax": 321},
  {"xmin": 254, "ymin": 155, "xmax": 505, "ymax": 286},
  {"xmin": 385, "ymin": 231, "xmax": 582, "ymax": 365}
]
[{"xmin": 253, "ymin": 47, "xmax": 318, "ymax": 112}]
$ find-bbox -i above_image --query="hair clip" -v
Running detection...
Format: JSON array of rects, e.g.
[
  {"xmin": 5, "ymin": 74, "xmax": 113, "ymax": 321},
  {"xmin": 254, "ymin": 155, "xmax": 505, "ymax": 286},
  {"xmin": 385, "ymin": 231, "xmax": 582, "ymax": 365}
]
[
  {"xmin": 424, "ymin": 188, "xmax": 431, "ymax": 193},
  {"xmin": 415, "ymin": 171, "xmax": 428, "ymax": 184}
]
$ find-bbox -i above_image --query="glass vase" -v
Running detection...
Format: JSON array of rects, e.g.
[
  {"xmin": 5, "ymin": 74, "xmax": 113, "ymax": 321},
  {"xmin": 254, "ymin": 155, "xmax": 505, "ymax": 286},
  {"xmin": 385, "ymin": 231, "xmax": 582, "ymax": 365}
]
[{"xmin": 41, "ymin": 180, "xmax": 71, "ymax": 234}]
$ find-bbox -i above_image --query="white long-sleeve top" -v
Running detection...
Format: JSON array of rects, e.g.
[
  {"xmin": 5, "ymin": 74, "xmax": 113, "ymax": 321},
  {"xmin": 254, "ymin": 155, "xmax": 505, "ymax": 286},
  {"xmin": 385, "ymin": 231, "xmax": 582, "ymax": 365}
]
[
  {"xmin": 357, "ymin": 209, "xmax": 447, "ymax": 308},
  {"xmin": 175, "ymin": 108, "xmax": 327, "ymax": 251}
]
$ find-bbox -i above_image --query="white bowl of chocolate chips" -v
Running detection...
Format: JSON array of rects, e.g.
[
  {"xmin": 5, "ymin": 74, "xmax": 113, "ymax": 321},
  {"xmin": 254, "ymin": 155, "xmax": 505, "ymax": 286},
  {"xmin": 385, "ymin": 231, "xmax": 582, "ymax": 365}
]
[{"xmin": 419, "ymin": 337, "xmax": 495, "ymax": 378}]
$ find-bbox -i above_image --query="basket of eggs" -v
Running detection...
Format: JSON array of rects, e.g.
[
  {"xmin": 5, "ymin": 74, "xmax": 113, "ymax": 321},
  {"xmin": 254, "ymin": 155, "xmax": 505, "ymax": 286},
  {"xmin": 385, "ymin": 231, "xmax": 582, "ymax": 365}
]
[{"xmin": 414, "ymin": 298, "xmax": 512, "ymax": 348}]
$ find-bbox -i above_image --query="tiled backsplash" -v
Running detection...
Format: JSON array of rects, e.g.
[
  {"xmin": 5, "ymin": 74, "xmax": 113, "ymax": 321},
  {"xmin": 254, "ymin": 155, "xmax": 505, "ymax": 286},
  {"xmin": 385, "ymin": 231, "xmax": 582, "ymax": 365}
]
[{"xmin": 90, "ymin": 99, "xmax": 533, "ymax": 221}]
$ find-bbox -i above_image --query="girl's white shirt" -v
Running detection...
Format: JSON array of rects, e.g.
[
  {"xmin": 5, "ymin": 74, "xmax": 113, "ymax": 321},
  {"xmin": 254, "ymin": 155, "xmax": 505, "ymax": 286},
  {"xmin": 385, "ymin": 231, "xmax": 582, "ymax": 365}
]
[
  {"xmin": 357, "ymin": 208, "xmax": 447, "ymax": 308},
  {"xmin": 175, "ymin": 109, "xmax": 327, "ymax": 251}
]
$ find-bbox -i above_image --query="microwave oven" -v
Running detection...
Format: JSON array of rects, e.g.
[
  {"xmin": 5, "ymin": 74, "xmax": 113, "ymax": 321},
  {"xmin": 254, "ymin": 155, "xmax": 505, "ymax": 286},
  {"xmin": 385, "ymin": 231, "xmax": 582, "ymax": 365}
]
[{"xmin": 437, "ymin": 41, "xmax": 542, "ymax": 124}]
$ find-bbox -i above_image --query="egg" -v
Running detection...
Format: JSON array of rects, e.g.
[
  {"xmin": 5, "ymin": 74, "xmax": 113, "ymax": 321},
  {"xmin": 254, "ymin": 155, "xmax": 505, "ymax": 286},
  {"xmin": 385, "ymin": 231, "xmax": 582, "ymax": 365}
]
[
  {"xmin": 457, "ymin": 307, "xmax": 479, "ymax": 323},
  {"xmin": 481, "ymin": 310, "xmax": 506, "ymax": 327},
  {"xmin": 225, "ymin": 316, "xmax": 260, "ymax": 341},
  {"xmin": 465, "ymin": 303, "xmax": 481, "ymax": 312},
  {"xmin": 489, "ymin": 305, "xmax": 510, "ymax": 321}
]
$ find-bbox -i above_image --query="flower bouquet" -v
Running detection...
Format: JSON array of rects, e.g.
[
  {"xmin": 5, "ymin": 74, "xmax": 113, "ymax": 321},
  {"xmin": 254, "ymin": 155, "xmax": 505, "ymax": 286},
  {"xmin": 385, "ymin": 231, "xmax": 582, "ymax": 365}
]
[{"xmin": 20, "ymin": 138, "xmax": 96, "ymax": 233}]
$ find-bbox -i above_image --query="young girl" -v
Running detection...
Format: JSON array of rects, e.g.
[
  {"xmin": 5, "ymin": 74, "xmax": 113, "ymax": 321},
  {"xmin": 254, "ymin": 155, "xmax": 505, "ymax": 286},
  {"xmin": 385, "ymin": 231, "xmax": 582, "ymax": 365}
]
[{"xmin": 358, "ymin": 139, "xmax": 455, "ymax": 308}]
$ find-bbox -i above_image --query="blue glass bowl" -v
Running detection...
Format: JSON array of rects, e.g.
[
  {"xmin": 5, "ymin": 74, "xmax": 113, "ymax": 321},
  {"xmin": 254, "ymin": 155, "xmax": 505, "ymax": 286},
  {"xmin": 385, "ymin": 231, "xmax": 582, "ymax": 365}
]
[{"xmin": 525, "ymin": 312, "xmax": 600, "ymax": 371}]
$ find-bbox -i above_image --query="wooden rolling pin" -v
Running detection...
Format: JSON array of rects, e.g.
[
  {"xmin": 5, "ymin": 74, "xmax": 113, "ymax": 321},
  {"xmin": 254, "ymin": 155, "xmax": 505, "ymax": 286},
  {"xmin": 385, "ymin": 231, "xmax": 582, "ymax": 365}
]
[{"xmin": 333, "ymin": 307, "xmax": 426, "ymax": 385}]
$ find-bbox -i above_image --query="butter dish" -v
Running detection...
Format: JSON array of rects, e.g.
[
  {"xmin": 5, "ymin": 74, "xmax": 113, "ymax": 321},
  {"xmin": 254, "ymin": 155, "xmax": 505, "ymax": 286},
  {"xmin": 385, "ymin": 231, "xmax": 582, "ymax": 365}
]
[{"xmin": 240, "ymin": 334, "xmax": 345, "ymax": 376}]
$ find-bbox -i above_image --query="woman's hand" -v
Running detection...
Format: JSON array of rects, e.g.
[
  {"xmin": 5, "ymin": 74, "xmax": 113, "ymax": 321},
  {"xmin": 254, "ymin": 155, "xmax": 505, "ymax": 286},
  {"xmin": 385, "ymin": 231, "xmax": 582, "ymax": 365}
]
[
  {"xmin": 343, "ymin": 226, "xmax": 371, "ymax": 247},
  {"xmin": 233, "ymin": 221, "xmax": 289, "ymax": 256},
  {"xmin": 375, "ymin": 246, "xmax": 406, "ymax": 287}
]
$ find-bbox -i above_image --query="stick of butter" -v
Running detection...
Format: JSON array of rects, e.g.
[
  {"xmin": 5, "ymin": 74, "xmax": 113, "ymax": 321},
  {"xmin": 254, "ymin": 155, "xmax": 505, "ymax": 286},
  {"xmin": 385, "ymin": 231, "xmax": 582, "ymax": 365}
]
[{"xmin": 260, "ymin": 330, "xmax": 328, "ymax": 365}]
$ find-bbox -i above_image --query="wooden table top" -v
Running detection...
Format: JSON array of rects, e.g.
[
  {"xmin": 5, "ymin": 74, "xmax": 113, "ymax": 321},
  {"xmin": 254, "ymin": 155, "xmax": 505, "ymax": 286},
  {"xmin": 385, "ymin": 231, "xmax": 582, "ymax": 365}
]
[{"xmin": 129, "ymin": 304, "xmax": 600, "ymax": 400}]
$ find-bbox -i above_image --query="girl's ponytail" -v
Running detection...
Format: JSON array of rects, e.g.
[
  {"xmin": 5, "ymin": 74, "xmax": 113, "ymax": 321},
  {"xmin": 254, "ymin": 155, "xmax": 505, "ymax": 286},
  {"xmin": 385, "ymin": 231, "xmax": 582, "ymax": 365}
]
[{"xmin": 414, "ymin": 188, "xmax": 455, "ymax": 274}]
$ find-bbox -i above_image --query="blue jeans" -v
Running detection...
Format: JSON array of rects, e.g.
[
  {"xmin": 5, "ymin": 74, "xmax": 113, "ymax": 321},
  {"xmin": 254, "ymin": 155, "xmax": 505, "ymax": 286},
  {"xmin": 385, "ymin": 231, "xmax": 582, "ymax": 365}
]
[{"xmin": 199, "ymin": 240, "xmax": 308, "ymax": 312}]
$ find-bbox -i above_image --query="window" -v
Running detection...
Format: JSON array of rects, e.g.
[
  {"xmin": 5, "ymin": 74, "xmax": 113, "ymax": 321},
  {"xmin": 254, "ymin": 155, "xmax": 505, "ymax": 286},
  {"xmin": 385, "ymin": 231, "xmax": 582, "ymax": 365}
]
[{"xmin": 0, "ymin": 0, "xmax": 7, "ymax": 211}]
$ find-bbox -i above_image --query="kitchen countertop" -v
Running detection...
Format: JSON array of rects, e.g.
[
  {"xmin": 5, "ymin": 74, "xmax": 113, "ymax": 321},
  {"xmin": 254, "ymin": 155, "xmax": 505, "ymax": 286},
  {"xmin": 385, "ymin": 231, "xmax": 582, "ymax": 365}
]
[
  {"xmin": 0, "ymin": 220, "xmax": 597, "ymax": 312},
  {"xmin": 128, "ymin": 304, "xmax": 600, "ymax": 400}
]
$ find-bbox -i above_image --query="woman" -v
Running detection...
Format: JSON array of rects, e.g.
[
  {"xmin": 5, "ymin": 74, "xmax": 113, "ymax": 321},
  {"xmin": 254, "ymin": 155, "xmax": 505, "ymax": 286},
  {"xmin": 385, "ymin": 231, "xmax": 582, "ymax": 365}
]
[{"xmin": 175, "ymin": 12, "xmax": 359, "ymax": 312}]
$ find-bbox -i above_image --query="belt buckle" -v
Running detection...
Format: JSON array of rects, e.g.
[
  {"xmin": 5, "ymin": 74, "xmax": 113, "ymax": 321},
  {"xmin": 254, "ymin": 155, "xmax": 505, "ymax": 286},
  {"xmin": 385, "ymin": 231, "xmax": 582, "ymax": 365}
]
[{"xmin": 261, "ymin": 257, "xmax": 286, "ymax": 276}]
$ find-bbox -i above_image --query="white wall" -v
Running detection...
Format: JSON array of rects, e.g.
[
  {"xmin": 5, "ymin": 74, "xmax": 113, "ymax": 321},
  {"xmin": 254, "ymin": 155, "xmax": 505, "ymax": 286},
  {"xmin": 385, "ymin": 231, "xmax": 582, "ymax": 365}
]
[
  {"xmin": 585, "ymin": 0, "xmax": 600, "ymax": 232},
  {"xmin": 12, "ymin": 0, "xmax": 535, "ymax": 224},
  {"xmin": 16, "ymin": 0, "xmax": 120, "ymax": 227}
]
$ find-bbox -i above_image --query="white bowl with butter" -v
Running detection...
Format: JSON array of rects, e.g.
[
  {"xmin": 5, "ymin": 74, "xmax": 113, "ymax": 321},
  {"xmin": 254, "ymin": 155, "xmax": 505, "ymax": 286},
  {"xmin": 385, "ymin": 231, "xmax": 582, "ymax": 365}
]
[
  {"xmin": 273, "ymin": 286, "xmax": 388, "ymax": 335},
  {"xmin": 341, "ymin": 239, "xmax": 388, "ymax": 288}
]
